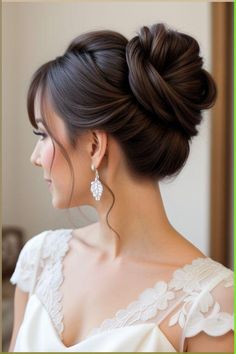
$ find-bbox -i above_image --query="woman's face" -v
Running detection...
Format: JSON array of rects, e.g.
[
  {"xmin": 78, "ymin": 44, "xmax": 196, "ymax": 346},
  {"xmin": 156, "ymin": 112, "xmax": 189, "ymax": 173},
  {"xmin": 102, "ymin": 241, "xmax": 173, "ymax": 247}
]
[{"xmin": 30, "ymin": 94, "xmax": 94, "ymax": 209}]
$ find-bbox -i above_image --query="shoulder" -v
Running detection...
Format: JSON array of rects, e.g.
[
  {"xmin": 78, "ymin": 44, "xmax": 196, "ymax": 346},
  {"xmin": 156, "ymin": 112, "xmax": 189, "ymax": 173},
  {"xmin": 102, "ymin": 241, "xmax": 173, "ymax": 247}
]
[
  {"xmin": 169, "ymin": 256, "xmax": 233, "ymax": 308},
  {"xmin": 9, "ymin": 230, "xmax": 51, "ymax": 292},
  {"xmin": 169, "ymin": 257, "xmax": 234, "ymax": 352},
  {"xmin": 70, "ymin": 222, "xmax": 100, "ymax": 249},
  {"xmin": 40, "ymin": 228, "xmax": 73, "ymax": 261},
  {"xmin": 184, "ymin": 258, "xmax": 234, "ymax": 352},
  {"xmin": 162, "ymin": 255, "xmax": 233, "ymax": 351},
  {"xmin": 10, "ymin": 229, "xmax": 72, "ymax": 292},
  {"xmin": 21, "ymin": 229, "xmax": 53, "ymax": 253}
]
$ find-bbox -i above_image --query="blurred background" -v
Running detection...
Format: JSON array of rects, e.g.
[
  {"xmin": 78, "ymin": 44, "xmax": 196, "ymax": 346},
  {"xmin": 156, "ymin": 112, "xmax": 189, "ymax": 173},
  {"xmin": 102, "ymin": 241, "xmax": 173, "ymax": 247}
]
[{"xmin": 2, "ymin": 1, "xmax": 233, "ymax": 351}]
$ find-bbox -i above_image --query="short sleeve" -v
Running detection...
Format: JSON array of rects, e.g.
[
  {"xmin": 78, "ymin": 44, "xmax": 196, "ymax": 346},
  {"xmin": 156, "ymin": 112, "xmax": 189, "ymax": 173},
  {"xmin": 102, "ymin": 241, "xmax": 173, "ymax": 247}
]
[
  {"xmin": 180, "ymin": 267, "xmax": 234, "ymax": 351},
  {"xmin": 10, "ymin": 230, "xmax": 50, "ymax": 293}
]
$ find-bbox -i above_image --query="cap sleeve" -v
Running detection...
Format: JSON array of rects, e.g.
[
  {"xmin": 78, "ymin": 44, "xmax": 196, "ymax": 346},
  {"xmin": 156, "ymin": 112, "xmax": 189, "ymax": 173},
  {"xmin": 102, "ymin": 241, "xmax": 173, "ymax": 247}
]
[
  {"xmin": 180, "ymin": 265, "xmax": 234, "ymax": 351},
  {"xmin": 10, "ymin": 230, "xmax": 50, "ymax": 293}
]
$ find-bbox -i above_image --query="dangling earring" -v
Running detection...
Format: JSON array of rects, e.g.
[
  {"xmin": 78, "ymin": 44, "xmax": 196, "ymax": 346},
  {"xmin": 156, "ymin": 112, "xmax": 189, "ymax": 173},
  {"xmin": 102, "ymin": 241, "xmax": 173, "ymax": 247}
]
[{"xmin": 90, "ymin": 164, "xmax": 103, "ymax": 201}]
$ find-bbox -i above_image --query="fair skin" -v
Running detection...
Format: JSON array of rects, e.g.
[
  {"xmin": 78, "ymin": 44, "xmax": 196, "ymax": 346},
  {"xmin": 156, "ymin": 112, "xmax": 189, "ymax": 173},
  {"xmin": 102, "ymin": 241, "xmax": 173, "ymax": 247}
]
[{"xmin": 8, "ymin": 93, "xmax": 233, "ymax": 352}]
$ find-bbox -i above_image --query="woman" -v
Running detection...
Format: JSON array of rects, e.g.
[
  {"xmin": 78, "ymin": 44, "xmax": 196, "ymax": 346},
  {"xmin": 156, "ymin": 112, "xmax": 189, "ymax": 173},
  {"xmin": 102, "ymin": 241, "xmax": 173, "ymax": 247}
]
[{"xmin": 9, "ymin": 23, "xmax": 234, "ymax": 352}]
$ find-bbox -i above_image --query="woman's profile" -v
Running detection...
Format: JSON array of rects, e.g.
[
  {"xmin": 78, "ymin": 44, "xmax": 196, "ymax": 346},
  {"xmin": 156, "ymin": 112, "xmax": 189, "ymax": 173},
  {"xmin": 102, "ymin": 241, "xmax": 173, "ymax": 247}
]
[{"xmin": 8, "ymin": 23, "xmax": 234, "ymax": 352}]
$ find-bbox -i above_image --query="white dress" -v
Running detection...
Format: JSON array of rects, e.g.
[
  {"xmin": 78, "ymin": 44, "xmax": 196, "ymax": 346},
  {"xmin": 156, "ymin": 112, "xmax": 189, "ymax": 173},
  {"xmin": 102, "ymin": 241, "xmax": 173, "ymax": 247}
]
[{"xmin": 10, "ymin": 229, "xmax": 234, "ymax": 352}]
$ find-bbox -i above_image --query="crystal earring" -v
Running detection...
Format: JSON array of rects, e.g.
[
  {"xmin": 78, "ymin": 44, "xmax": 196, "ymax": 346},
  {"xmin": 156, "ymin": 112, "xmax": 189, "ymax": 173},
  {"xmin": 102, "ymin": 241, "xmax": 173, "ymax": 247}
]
[{"xmin": 90, "ymin": 164, "xmax": 103, "ymax": 201}]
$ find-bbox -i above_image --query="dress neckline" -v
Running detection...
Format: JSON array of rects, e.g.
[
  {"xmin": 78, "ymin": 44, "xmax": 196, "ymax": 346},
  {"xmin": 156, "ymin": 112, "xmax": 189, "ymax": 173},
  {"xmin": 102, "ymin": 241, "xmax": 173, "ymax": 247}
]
[
  {"xmin": 52, "ymin": 228, "xmax": 211, "ymax": 349},
  {"xmin": 27, "ymin": 296, "xmax": 177, "ymax": 351}
]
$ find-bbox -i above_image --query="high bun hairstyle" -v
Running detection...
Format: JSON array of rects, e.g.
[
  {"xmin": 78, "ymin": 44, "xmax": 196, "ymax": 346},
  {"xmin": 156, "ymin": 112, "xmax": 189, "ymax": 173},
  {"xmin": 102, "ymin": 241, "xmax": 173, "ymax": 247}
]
[
  {"xmin": 126, "ymin": 24, "xmax": 217, "ymax": 138},
  {"xmin": 27, "ymin": 23, "xmax": 217, "ymax": 193}
]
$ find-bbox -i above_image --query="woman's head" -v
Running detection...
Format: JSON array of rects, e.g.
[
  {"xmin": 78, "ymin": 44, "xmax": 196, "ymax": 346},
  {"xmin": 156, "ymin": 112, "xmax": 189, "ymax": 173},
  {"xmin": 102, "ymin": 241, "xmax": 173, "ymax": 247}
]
[{"xmin": 28, "ymin": 23, "xmax": 217, "ymax": 209}]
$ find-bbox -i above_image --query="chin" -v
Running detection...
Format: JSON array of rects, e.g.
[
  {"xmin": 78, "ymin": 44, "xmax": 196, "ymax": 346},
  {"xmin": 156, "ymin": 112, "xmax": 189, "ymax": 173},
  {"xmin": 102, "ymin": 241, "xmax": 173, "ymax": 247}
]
[
  {"xmin": 50, "ymin": 190, "xmax": 91, "ymax": 209},
  {"xmin": 51, "ymin": 196, "xmax": 69, "ymax": 209}
]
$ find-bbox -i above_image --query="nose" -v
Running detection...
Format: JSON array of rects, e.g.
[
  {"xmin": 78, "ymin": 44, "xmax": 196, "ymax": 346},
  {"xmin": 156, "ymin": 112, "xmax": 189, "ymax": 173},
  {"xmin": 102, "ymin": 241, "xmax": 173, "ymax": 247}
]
[{"xmin": 30, "ymin": 147, "xmax": 41, "ymax": 167}]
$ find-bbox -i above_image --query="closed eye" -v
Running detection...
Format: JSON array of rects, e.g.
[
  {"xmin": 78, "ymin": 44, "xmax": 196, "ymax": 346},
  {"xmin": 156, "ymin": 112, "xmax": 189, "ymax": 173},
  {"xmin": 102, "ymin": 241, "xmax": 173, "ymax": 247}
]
[{"xmin": 32, "ymin": 130, "xmax": 47, "ymax": 141}]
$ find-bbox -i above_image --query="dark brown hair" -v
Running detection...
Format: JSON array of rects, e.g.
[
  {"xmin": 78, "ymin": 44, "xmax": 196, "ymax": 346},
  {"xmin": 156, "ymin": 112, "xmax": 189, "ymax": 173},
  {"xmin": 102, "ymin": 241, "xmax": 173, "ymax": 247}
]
[{"xmin": 27, "ymin": 23, "xmax": 217, "ymax": 217}]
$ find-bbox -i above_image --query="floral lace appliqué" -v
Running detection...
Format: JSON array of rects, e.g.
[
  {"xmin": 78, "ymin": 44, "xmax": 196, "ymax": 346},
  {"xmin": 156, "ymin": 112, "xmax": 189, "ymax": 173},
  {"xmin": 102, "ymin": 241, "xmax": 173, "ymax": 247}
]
[
  {"xmin": 184, "ymin": 301, "xmax": 234, "ymax": 337},
  {"xmin": 168, "ymin": 258, "xmax": 234, "ymax": 337},
  {"xmin": 88, "ymin": 258, "xmax": 233, "ymax": 339},
  {"xmin": 23, "ymin": 235, "xmax": 233, "ymax": 343},
  {"xmin": 10, "ymin": 231, "xmax": 50, "ymax": 293},
  {"xmin": 35, "ymin": 229, "xmax": 73, "ymax": 337},
  {"xmin": 89, "ymin": 280, "xmax": 175, "ymax": 337}
]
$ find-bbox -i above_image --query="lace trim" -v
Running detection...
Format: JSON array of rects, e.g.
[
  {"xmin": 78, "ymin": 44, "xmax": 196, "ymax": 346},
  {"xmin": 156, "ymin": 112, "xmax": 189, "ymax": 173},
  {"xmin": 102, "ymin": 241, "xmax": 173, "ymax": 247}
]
[
  {"xmin": 35, "ymin": 229, "xmax": 73, "ymax": 336},
  {"xmin": 169, "ymin": 267, "xmax": 233, "ymax": 332},
  {"xmin": 10, "ymin": 231, "xmax": 49, "ymax": 293},
  {"xmin": 90, "ymin": 281, "xmax": 176, "ymax": 336},
  {"xmin": 184, "ymin": 301, "xmax": 234, "ymax": 337},
  {"xmin": 30, "ymin": 232, "xmax": 233, "ymax": 342},
  {"xmin": 88, "ymin": 258, "xmax": 233, "ymax": 338}
]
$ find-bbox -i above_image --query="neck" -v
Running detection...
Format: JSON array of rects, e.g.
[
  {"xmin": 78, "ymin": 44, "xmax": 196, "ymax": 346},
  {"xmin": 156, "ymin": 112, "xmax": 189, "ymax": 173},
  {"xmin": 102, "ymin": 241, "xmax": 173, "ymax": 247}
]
[{"xmin": 93, "ymin": 178, "xmax": 174, "ymax": 263}]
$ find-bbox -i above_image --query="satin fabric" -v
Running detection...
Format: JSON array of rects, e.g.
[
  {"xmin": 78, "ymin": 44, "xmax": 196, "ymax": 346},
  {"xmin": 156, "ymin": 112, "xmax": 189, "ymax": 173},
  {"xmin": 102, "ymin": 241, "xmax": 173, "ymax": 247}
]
[{"xmin": 14, "ymin": 294, "xmax": 177, "ymax": 352}]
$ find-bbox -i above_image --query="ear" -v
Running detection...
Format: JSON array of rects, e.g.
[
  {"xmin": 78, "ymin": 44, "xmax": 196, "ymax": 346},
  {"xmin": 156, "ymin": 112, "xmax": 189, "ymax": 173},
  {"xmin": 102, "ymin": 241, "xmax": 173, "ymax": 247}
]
[{"xmin": 89, "ymin": 130, "xmax": 108, "ymax": 168}]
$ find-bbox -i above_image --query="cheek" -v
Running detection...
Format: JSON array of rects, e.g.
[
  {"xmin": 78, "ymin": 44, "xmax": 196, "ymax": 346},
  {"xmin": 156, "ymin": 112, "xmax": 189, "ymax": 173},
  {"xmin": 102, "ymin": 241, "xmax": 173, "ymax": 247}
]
[{"xmin": 41, "ymin": 142, "xmax": 54, "ymax": 173}]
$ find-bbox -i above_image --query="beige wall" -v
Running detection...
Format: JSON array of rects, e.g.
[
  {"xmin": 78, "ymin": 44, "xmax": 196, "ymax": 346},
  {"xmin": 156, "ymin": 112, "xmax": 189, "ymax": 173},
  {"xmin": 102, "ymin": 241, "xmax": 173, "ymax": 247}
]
[{"xmin": 3, "ymin": 1, "xmax": 212, "ymax": 254}]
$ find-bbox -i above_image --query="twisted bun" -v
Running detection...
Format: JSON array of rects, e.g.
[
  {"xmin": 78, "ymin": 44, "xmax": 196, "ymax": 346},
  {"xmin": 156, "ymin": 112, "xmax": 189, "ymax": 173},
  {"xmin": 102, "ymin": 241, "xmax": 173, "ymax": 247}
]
[{"xmin": 126, "ymin": 23, "xmax": 217, "ymax": 138}]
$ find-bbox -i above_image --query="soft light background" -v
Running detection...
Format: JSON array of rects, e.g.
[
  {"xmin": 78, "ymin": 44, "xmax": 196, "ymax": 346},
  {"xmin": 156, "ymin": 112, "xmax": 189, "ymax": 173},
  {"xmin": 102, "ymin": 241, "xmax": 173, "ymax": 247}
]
[{"xmin": 3, "ymin": 1, "xmax": 212, "ymax": 255}]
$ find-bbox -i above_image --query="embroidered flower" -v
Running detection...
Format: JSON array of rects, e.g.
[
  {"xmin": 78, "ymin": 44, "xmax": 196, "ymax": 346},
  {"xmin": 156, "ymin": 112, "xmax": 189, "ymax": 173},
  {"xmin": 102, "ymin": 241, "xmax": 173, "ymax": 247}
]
[
  {"xmin": 184, "ymin": 302, "xmax": 234, "ymax": 337},
  {"xmin": 169, "ymin": 306, "xmax": 187, "ymax": 328},
  {"xmin": 140, "ymin": 281, "xmax": 175, "ymax": 310},
  {"xmin": 117, "ymin": 301, "xmax": 144, "ymax": 325},
  {"xmin": 169, "ymin": 268, "xmax": 202, "ymax": 292},
  {"xmin": 168, "ymin": 258, "xmax": 226, "ymax": 293}
]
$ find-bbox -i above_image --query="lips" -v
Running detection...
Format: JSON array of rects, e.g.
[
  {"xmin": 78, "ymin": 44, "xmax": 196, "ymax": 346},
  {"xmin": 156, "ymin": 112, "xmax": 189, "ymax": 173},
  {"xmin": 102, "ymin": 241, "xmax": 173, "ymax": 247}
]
[
  {"xmin": 44, "ymin": 178, "xmax": 52, "ymax": 189},
  {"xmin": 45, "ymin": 179, "xmax": 52, "ymax": 190}
]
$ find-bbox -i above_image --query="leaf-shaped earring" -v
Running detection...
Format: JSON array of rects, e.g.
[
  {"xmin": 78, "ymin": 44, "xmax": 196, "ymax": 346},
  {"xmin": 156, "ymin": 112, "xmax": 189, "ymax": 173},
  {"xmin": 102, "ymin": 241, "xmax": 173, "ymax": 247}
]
[{"xmin": 90, "ymin": 164, "xmax": 103, "ymax": 201}]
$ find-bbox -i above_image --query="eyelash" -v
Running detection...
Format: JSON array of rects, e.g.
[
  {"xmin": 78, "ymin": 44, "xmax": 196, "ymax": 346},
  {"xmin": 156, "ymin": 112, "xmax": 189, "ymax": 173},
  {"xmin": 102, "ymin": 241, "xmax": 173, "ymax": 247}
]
[{"xmin": 33, "ymin": 130, "xmax": 47, "ymax": 141}]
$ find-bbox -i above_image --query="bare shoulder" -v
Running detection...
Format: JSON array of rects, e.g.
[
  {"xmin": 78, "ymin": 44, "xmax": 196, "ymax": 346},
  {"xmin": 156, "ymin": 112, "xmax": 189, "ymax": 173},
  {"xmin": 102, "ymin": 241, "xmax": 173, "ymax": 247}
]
[
  {"xmin": 161, "ymin": 228, "xmax": 206, "ymax": 267},
  {"xmin": 70, "ymin": 222, "xmax": 206, "ymax": 270},
  {"xmin": 72, "ymin": 222, "xmax": 97, "ymax": 238},
  {"xmin": 70, "ymin": 222, "xmax": 99, "ymax": 249}
]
